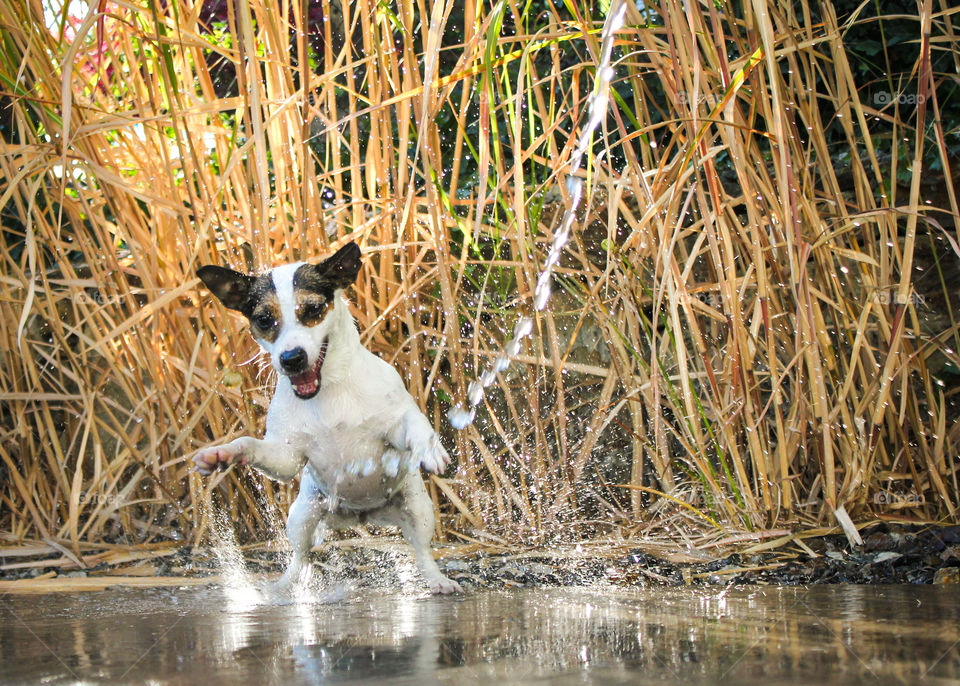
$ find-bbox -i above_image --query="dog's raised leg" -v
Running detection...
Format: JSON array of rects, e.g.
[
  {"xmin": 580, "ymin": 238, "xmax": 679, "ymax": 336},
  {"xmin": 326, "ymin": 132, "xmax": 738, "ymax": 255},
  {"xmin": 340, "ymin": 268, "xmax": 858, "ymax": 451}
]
[
  {"xmin": 193, "ymin": 436, "xmax": 307, "ymax": 482},
  {"xmin": 273, "ymin": 467, "xmax": 326, "ymax": 593},
  {"xmin": 371, "ymin": 473, "xmax": 462, "ymax": 594}
]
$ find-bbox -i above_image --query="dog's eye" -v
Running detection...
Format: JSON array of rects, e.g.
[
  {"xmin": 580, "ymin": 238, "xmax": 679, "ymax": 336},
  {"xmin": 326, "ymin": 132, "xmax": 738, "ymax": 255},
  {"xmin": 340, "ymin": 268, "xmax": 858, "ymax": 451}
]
[
  {"xmin": 300, "ymin": 302, "xmax": 325, "ymax": 320},
  {"xmin": 253, "ymin": 313, "xmax": 276, "ymax": 330}
]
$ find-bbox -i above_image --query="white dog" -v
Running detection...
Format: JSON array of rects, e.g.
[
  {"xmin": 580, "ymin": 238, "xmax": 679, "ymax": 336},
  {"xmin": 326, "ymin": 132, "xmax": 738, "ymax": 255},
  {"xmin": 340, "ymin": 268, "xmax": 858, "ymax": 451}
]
[{"xmin": 193, "ymin": 242, "xmax": 461, "ymax": 594}]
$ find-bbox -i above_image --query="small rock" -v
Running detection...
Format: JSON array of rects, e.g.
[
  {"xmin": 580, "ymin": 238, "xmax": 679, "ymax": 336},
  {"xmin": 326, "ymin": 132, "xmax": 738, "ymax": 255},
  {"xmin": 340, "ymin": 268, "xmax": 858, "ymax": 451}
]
[
  {"xmin": 525, "ymin": 562, "xmax": 555, "ymax": 577},
  {"xmin": 939, "ymin": 526, "xmax": 960, "ymax": 544},
  {"xmin": 864, "ymin": 532, "xmax": 894, "ymax": 552},
  {"xmin": 497, "ymin": 564, "xmax": 526, "ymax": 579},
  {"xmin": 448, "ymin": 572, "xmax": 483, "ymax": 587},
  {"xmin": 871, "ymin": 552, "xmax": 901, "ymax": 564},
  {"xmin": 443, "ymin": 559, "xmax": 472, "ymax": 572},
  {"xmin": 933, "ymin": 567, "xmax": 959, "ymax": 585}
]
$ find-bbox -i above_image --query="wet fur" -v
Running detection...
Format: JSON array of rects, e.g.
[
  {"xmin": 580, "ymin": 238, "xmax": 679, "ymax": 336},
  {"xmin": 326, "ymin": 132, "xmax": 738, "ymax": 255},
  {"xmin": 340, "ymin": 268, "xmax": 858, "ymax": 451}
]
[{"xmin": 194, "ymin": 243, "xmax": 460, "ymax": 594}]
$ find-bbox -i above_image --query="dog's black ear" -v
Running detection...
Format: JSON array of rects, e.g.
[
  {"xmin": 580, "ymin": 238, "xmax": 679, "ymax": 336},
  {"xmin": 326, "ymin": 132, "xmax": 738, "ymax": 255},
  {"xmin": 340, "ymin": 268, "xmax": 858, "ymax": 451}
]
[
  {"xmin": 196, "ymin": 265, "xmax": 255, "ymax": 312},
  {"xmin": 317, "ymin": 241, "xmax": 362, "ymax": 290}
]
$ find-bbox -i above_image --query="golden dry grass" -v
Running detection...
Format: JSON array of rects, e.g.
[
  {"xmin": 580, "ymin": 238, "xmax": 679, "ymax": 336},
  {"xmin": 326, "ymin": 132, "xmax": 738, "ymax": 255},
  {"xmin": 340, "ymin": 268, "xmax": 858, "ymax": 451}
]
[{"xmin": 0, "ymin": 0, "xmax": 958, "ymax": 552}]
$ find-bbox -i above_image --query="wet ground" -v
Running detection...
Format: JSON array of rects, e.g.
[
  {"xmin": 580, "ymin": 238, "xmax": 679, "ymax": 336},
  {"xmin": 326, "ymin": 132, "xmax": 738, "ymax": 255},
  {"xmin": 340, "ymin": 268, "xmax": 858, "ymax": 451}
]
[
  {"xmin": 1, "ymin": 583, "xmax": 958, "ymax": 685},
  {"xmin": 4, "ymin": 524, "xmax": 958, "ymax": 589}
]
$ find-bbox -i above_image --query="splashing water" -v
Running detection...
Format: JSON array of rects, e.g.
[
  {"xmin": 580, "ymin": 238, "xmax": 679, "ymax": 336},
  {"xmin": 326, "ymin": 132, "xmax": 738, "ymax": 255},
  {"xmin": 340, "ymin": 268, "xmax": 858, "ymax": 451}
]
[
  {"xmin": 210, "ymin": 506, "xmax": 265, "ymax": 610},
  {"xmin": 209, "ymin": 499, "xmax": 347, "ymax": 606},
  {"xmin": 447, "ymin": 0, "xmax": 628, "ymax": 429}
]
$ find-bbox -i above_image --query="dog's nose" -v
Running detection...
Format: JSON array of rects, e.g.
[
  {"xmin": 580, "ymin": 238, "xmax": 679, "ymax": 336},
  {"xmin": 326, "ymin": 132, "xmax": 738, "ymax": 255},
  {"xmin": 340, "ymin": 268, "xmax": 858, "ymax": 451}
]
[{"xmin": 279, "ymin": 347, "xmax": 308, "ymax": 374}]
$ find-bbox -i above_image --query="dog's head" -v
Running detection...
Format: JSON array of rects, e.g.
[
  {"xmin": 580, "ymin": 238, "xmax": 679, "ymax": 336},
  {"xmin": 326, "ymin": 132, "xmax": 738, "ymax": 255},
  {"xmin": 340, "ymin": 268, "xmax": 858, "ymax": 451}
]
[{"xmin": 197, "ymin": 242, "xmax": 362, "ymax": 400}]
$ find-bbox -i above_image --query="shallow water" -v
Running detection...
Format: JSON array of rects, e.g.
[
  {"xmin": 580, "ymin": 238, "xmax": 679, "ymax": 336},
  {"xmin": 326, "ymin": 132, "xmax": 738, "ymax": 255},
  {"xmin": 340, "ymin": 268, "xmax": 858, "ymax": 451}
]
[{"xmin": 0, "ymin": 584, "xmax": 958, "ymax": 685}]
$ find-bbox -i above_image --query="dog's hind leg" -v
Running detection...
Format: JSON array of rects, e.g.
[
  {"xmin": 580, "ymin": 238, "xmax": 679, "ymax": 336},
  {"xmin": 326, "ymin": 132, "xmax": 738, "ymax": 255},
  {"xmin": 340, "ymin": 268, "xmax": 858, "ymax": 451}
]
[
  {"xmin": 370, "ymin": 473, "xmax": 462, "ymax": 594},
  {"xmin": 274, "ymin": 467, "xmax": 326, "ymax": 592}
]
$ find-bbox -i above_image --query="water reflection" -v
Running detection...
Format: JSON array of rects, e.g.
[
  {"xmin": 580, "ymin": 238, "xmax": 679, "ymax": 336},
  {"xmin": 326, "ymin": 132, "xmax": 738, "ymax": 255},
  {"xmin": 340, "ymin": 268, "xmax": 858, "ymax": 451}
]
[{"xmin": 0, "ymin": 585, "xmax": 957, "ymax": 684}]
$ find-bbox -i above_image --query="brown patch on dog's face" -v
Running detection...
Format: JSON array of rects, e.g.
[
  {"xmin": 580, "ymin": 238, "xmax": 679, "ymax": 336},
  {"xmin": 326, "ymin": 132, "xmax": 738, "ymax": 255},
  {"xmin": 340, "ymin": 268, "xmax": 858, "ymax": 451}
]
[
  {"xmin": 294, "ymin": 292, "xmax": 330, "ymax": 327},
  {"xmin": 292, "ymin": 263, "xmax": 334, "ymax": 327},
  {"xmin": 245, "ymin": 274, "xmax": 281, "ymax": 343},
  {"xmin": 197, "ymin": 266, "xmax": 281, "ymax": 343}
]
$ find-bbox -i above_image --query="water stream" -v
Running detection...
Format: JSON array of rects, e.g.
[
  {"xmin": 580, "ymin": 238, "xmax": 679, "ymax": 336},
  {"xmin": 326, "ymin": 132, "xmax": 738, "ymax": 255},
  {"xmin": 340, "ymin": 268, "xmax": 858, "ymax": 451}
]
[{"xmin": 447, "ymin": 0, "xmax": 628, "ymax": 429}]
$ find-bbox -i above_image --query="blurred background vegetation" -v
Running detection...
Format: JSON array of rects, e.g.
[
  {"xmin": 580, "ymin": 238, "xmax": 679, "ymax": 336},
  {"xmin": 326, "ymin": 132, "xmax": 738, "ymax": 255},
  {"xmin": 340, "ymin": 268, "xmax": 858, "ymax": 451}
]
[{"xmin": 0, "ymin": 0, "xmax": 958, "ymax": 552}]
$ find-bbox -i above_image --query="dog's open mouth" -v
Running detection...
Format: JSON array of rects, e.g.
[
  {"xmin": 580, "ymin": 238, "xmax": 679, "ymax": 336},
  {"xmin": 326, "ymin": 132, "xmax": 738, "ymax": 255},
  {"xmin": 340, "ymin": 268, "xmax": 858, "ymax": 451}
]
[{"xmin": 289, "ymin": 340, "xmax": 328, "ymax": 400}]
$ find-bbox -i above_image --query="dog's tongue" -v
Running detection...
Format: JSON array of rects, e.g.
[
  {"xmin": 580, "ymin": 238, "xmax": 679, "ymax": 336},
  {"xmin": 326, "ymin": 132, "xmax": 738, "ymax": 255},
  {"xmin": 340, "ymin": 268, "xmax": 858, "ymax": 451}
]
[
  {"xmin": 291, "ymin": 368, "xmax": 320, "ymax": 397},
  {"xmin": 290, "ymin": 341, "xmax": 327, "ymax": 399}
]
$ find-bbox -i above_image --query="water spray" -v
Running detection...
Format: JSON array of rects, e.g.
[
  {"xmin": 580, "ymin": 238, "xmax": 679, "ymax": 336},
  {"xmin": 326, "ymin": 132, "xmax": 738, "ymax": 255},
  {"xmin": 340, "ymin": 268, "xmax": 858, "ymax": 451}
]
[{"xmin": 447, "ymin": 0, "xmax": 627, "ymax": 430}]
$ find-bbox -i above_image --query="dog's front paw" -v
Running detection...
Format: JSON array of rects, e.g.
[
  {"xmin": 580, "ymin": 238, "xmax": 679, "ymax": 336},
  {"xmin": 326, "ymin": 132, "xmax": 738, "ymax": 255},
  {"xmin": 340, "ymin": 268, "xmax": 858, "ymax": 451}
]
[
  {"xmin": 390, "ymin": 410, "xmax": 452, "ymax": 475},
  {"xmin": 402, "ymin": 421, "xmax": 450, "ymax": 474},
  {"xmin": 193, "ymin": 440, "xmax": 250, "ymax": 475},
  {"xmin": 413, "ymin": 435, "xmax": 450, "ymax": 474}
]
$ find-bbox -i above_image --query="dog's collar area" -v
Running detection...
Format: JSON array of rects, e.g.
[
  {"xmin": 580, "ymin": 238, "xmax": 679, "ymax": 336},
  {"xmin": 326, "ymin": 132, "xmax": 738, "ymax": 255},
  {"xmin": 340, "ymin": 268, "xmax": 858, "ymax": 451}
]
[{"xmin": 289, "ymin": 339, "xmax": 328, "ymax": 399}]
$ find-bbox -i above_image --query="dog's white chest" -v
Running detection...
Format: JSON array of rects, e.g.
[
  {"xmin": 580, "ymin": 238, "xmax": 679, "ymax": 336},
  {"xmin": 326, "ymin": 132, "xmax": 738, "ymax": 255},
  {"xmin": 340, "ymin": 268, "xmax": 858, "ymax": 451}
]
[{"xmin": 267, "ymin": 375, "xmax": 405, "ymax": 509}]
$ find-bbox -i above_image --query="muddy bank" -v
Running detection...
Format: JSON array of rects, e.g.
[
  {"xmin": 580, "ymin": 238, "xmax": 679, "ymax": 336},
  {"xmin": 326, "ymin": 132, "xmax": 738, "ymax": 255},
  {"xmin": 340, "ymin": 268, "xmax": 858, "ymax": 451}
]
[
  {"xmin": 3, "ymin": 523, "xmax": 957, "ymax": 590},
  {"xmin": 320, "ymin": 522, "xmax": 960, "ymax": 589}
]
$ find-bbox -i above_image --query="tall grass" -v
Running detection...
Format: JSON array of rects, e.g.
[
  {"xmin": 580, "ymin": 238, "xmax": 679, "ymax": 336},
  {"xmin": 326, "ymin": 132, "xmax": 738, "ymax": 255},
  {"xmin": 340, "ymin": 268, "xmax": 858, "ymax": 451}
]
[{"xmin": 0, "ymin": 0, "xmax": 957, "ymax": 550}]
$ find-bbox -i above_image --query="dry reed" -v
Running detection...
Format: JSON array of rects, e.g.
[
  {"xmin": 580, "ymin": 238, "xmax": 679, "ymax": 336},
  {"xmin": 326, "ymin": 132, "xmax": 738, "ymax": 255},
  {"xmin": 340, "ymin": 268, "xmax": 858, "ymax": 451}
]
[{"xmin": 0, "ymin": 0, "xmax": 957, "ymax": 552}]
